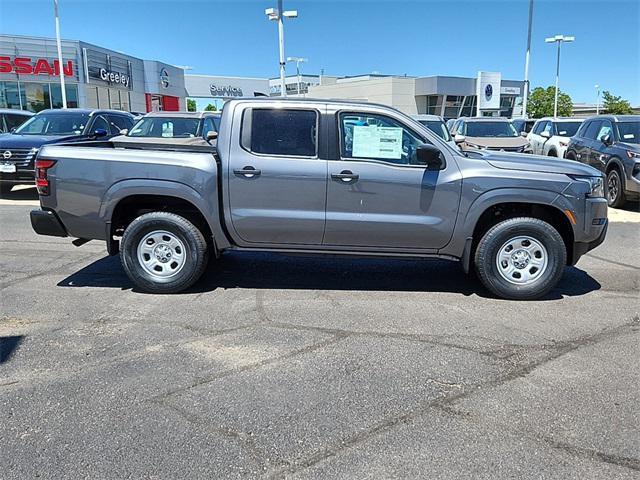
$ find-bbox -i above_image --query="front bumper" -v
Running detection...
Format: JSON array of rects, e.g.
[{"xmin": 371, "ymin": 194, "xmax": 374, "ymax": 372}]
[
  {"xmin": 0, "ymin": 170, "xmax": 35, "ymax": 185},
  {"xmin": 572, "ymin": 220, "xmax": 607, "ymax": 264},
  {"xmin": 30, "ymin": 209, "xmax": 67, "ymax": 237}
]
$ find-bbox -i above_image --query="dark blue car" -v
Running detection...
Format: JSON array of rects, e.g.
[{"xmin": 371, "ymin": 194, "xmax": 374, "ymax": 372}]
[{"xmin": 0, "ymin": 108, "xmax": 134, "ymax": 194}]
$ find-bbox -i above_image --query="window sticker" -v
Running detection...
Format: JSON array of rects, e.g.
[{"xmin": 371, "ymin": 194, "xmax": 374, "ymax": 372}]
[
  {"xmin": 623, "ymin": 133, "xmax": 635, "ymax": 139},
  {"xmin": 352, "ymin": 125, "xmax": 403, "ymax": 159}
]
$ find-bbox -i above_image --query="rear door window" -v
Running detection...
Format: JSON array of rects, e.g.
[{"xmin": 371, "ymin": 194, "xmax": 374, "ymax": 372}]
[
  {"xmin": 90, "ymin": 115, "xmax": 111, "ymax": 135},
  {"xmin": 584, "ymin": 120, "xmax": 603, "ymax": 140},
  {"xmin": 4, "ymin": 113, "xmax": 29, "ymax": 131},
  {"xmin": 107, "ymin": 115, "xmax": 133, "ymax": 132},
  {"xmin": 243, "ymin": 108, "xmax": 318, "ymax": 157}
]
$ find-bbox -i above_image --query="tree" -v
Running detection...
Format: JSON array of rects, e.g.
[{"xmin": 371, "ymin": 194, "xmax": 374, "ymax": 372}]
[
  {"xmin": 526, "ymin": 86, "xmax": 573, "ymax": 118},
  {"xmin": 187, "ymin": 99, "xmax": 196, "ymax": 112},
  {"xmin": 602, "ymin": 91, "xmax": 633, "ymax": 115},
  {"xmin": 204, "ymin": 104, "xmax": 217, "ymax": 112}
]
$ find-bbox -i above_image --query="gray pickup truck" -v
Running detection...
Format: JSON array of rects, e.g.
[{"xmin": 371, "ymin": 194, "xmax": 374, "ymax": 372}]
[{"xmin": 30, "ymin": 99, "xmax": 608, "ymax": 300}]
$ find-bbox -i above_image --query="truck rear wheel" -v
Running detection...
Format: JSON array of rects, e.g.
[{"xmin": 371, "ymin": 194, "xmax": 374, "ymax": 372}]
[
  {"xmin": 474, "ymin": 217, "xmax": 566, "ymax": 300},
  {"xmin": 120, "ymin": 212, "xmax": 208, "ymax": 293}
]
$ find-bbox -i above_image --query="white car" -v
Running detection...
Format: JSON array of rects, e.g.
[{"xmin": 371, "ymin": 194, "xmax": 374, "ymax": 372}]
[
  {"xmin": 411, "ymin": 114, "xmax": 458, "ymax": 149},
  {"xmin": 527, "ymin": 117, "xmax": 583, "ymax": 158}
]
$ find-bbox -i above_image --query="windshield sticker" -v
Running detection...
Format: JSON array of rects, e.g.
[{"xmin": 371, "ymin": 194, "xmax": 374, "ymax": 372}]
[
  {"xmin": 623, "ymin": 134, "xmax": 635, "ymax": 139},
  {"xmin": 352, "ymin": 125, "xmax": 403, "ymax": 159}
]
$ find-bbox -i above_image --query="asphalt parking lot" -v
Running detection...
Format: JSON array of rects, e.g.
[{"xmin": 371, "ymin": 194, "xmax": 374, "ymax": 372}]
[{"xmin": 1, "ymin": 187, "xmax": 639, "ymax": 479}]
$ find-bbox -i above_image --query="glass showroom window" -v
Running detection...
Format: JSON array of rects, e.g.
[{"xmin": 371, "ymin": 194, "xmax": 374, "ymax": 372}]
[
  {"xmin": 50, "ymin": 83, "xmax": 79, "ymax": 109},
  {"xmin": 499, "ymin": 96, "xmax": 515, "ymax": 117},
  {"xmin": 0, "ymin": 82, "xmax": 23, "ymax": 109},
  {"xmin": 22, "ymin": 83, "xmax": 50, "ymax": 112},
  {"xmin": 444, "ymin": 95, "xmax": 464, "ymax": 119},
  {"xmin": 425, "ymin": 95, "xmax": 442, "ymax": 115},
  {"xmin": 460, "ymin": 95, "xmax": 477, "ymax": 117}
]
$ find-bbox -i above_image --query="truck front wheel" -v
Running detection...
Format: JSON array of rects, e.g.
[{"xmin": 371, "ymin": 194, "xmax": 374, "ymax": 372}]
[
  {"xmin": 474, "ymin": 217, "xmax": 566, "ymax": 300},
  {"xmin": 120, "ymin": 212, "xmax": 208, "ymax": 293}
]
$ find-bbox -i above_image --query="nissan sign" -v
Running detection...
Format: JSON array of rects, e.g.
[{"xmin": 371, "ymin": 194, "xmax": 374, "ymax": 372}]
[
  {"xmin": 98, "ymin": 68, "xmax": 131, "ymax": 88},
  {"xmin": 210, "ymin": 85, "xmax": 243, "ymax": 97}
]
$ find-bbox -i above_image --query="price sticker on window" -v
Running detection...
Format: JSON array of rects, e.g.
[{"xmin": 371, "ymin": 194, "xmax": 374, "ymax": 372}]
[{"xmin": 352, "ymin": 125, "xmax": 403, "ymax": 159}]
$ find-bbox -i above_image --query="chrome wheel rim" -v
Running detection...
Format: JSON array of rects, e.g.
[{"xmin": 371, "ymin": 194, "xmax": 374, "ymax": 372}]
[
  {"xmin": 496, "ymin": 236, "xmax": 548, "ymax": 285},
  {"xmin": 607, "ymin": 173, "xmax": 619, "ymax": 203},
  {"xmin": 136, "ymin": 230, "xmax": 186, "ymax": 279}
]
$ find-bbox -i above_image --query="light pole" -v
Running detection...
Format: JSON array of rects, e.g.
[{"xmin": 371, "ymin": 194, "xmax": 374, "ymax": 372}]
[
  {"xmin": 53, "ymin": 0, "xmax": 67, "ymax": 108},
  {"xmin": 595, "ymin": 84, "xmax": 600, "ymax": 115},
  {"xmin": 521, "ymin": 0, "xmax": 534, "ymax": 118},
  {"xmin": 287, "ymin": 56, "xmax": 308, "ymax": 96},
  {"xmin": 545, "ymin": 34, "xmax": 574, "ymax": 118},
  {"xmin": 265, "ymin": 1, "xmax": 298, "ymax": 97}
]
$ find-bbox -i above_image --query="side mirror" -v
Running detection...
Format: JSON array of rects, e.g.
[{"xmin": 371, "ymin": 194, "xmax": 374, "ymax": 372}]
[
  {"xmin": 520, "ymin": 131, "xmax": 528, "ymax": 137},
  {"xmin": 119, "ymin": 128, "xmax": 128, "ymax": 135},
  {"xmin": 10, "ymin": 127, "xmax": 16, "ymax": 134},
  {"xmin": 416, "ymin": 144, "xmax": 446, "ymax": 170},
  {"xmin": 206, "ymin": 131, "xmax": 218, "ymax": 141},
  {"xmin": 540, "ymin": 131, "xmax": 551, "ymax": 139},
  {"xmin": 601, "ymin": 134, "xmax": 612, "ymax": 146},
  {"xmin": 454, "ymin": 134, "xmax": 466, "ymax": 144},
  {"xmin": 93, "ymin": 128, "xmax": 108, "ymax": 138}
]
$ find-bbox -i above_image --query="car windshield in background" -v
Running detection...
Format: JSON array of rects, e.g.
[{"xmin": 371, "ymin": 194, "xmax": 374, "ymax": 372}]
[
  {"xmin": 617, "ymin": 121, "xmax": 640, "ymax": 144},
  {"xmin": 212, "ymin": 116, "xmax": 221, "ymax": 131},
  {"xmin": 419, "ymin": 120, "xmax": 451, "ymax": 141},
  {"xmin": 556, "ymin": 122, "xmax": 582, "ymax": 137},
  {"xmin": 128, "ymin": 117, "xmax": 201, "ymax": 138},
  {"xmin": 466, "ymin": 121, "xmax": 518, "ymax": 138},
  {"xmin": 14, "ymin": 113, "xmax": 90, "ymax": 136}
]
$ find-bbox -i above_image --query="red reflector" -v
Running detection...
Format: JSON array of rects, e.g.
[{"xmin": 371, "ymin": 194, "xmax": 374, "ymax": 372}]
[{"xmin": 35, "ymin": 159, "xmax": 56, "ymax": 169}]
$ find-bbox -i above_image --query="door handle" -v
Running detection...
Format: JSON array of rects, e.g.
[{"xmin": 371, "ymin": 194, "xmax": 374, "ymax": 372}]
[
  {"xmin": 234, "ymin": 166, "xmax": 261, "ymax": 178},
  {"xmin": 331, "ymin": 170, "xmax": 359, "ymax": 183}
]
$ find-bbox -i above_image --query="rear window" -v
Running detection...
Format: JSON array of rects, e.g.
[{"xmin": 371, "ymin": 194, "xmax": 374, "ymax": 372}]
[
  {"xmin": 128, "ymin": 117, "xmax": 200, "ymax": 138},
  {"xmin": 244, "ymin": 108, "xmax": 317, "ymax": 157}
]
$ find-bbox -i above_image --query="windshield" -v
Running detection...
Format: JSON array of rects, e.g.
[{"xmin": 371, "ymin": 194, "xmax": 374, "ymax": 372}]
[
  {"xmin": 556, "ymin": 122, "xmax": 582, "ymax": 137},
  {"xmin": 617, "ymin": 121, "xmax": 640, "ymax": 144},
  {"xmin": 128, "ymin": 117, "xmax": 201, "ymax": 138},
  {"xmin": 465, "ymin": 121, "xmax": 518, "ymax": 138},
  {"xmin": 14, "ymin": 112, "xmax": 89, "ymax": 136},
  {"xmin": 418, "ymin": 120, "xmax": 451, "ymax": 141}
]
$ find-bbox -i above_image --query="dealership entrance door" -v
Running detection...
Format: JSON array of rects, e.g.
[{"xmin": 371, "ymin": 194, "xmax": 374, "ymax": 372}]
[{"xmin": 145, "ymin": 94, "xmax": 179, "ymax": 112}]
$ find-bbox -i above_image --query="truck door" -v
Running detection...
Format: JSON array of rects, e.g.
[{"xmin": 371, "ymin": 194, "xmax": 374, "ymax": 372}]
[
  {"xmin": 323, "ymin": 109, "xmax": 462, "ymax": 250},
  {"xmin": 226, "ymin": 105, "xmax": 327, "ymax": 245}
]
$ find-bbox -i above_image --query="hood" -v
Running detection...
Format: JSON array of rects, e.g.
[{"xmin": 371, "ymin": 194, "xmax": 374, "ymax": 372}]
[
  {"xmin": 0, "ymin": 133, "xmax": 84, "ymax": 149},
  {"xmin": 464, "ymin": 136, "xmax": 528, "ymax": 149},
  {"xmin": 618, "ymin": 142, "xmax": 640, "ymax": 151},
  {"xmin": 473, "ymin": 150, "xmax": 602, "ymax": 176}
]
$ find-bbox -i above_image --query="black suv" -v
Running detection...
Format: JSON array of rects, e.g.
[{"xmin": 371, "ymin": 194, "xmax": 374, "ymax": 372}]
[
  {"xmin": 565, "ymin": 115, "xmax": 640, "ymax": 207},
  {"xmin": 0, "ymin": 108, "xmax": 134, "ymax": 194}
]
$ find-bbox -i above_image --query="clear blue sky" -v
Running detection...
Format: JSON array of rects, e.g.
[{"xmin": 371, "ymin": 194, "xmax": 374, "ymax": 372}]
[{"xmin": 1, "ymin": 0, "xmax": 638, "ymax": 104}]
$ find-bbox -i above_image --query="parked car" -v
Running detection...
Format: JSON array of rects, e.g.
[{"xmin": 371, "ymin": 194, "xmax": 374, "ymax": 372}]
[
  {"xmin": 511, "ymin": 118, "xmax": 536, "ymax": 135},
  {"xmin": 565, "ymin": 115, "xmax": 640, "ymax": 207},
  {"xmin": 0, "ymin": 109, "xmax": 33, "ymax": 133},
  {"xmin": 0, "ymin": 108, "xmax": 134, "ymax": 194},
  {"xmin": 527, "ymin": 117, "xmax": 583, "ymax": 158},
  {"xmin": 411, "ymin": 114, "xmax": 457, "ymax": 148},
  {"xmin": 449, "ymin": 117, "xmax": 531, "ymax": 152},
  {"xmin": 30, "ymin": 99, "xmax": 607, "ymax": 300},
  {"xmin": 110, "ymin": 111, "xmax": 220, "ymax": 148}
]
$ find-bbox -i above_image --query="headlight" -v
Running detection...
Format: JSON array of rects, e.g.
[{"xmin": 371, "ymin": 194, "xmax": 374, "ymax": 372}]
[
  {"xmin": 626, "ymin": 150, "xmax": 640, "ymax": 160},
  {"xmin": 569, "ymin": 175, "xmax": 605, "ymax": 198}
]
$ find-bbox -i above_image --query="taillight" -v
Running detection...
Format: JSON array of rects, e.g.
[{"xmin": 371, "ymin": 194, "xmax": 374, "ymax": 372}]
[{"xmin": 35, "ymin": 159, "xmax": 56, "ymax": 195}]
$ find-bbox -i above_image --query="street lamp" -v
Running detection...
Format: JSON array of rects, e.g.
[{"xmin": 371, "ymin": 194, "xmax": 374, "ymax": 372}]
[
  {"xmin": 521, "ymin": 0, "xmax": 534, "ymax": 118},
  {"xmin": 53, "ymin": 0, "xmax": 67, "ymax": 108},
  {"xmin": 287, "ymin": 56, "xmax": 308, "ymax": 96},
  {"xmin": 545, "ymin": 34, "xmax": 575, "ymax": 118},
  {"xmin": 595, "ymin": 84, "xmax": 600, "ymax": 115},
  {"xmin": 265, "ymin": 1, "xmax": 298, "ymax": 98}
]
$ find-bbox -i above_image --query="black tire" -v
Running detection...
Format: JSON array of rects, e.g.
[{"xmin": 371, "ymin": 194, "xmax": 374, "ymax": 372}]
[
  {"xmin": 120, "ymin": 212, "xmax": 209, "ymax": 293},
  {"xmin": 606, "ymin": 168, "xmax": 626, "ymax": 208},
  {"xmin": 565, "ymin": 151, "xmax": 576, "ymax": 161},
  {"xmin": 474, "ymin": 217, "xmax": 566, "ymax": 300},
  {"xmin": 0, "ymin": 183, "xmax": 13, "ymax": 196},
  {"xmin": 547, "ymin": 150, "xmax": 557, "ymax": 157}
]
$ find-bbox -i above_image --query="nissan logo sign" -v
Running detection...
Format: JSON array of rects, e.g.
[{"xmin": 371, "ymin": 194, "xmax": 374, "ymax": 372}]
[
  {"xmin": 3, "ymin": 150, "xmax": 12, "ymax": 160},
  {"xmin": 210, "ymin": 85, "xmax": 243, "ymax": 97},
  {"xmin": 160, "ymin": 68, "xmax": 169, "ymax": 88},
  {"xmin": 485, "ymin": 84, "xmax": 493, "ymax": 101}
]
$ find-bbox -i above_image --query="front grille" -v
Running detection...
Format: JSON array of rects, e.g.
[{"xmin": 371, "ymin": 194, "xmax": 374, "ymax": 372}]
[
  {"xmin": 0, "ymin": 148, "xmax": 36, "ymax": 166},
  {"xmin": 486, "ymin": 146, "xmax": 524, "ymax": 153}
]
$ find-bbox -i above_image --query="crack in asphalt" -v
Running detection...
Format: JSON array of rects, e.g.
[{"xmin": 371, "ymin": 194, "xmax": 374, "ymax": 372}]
[
  {"xmin": 0, "ymin": 252, "xmax": 99, "ymax": 290},
  {"xmin": 585, "ymin": 253, "xmax": 640, "ymax": 271},
  {"xmin": 265, "ymin": 315, "xmax": 640, "ymax": 478}
]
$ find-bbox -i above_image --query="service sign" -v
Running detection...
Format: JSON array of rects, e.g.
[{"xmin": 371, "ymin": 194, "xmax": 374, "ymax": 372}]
[{"xmin": 210, "ymin": 85, "xmax": 243, "ymax": 97}]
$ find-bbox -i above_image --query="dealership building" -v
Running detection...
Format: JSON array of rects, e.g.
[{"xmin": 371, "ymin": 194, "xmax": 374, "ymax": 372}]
[
  {"xmin": 0, "ymin": 34, "xmax": 187, "ymax": 113},
  {"xmin": 184, "ymin": 71, "xmax": 524, "ymax": 119}
]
